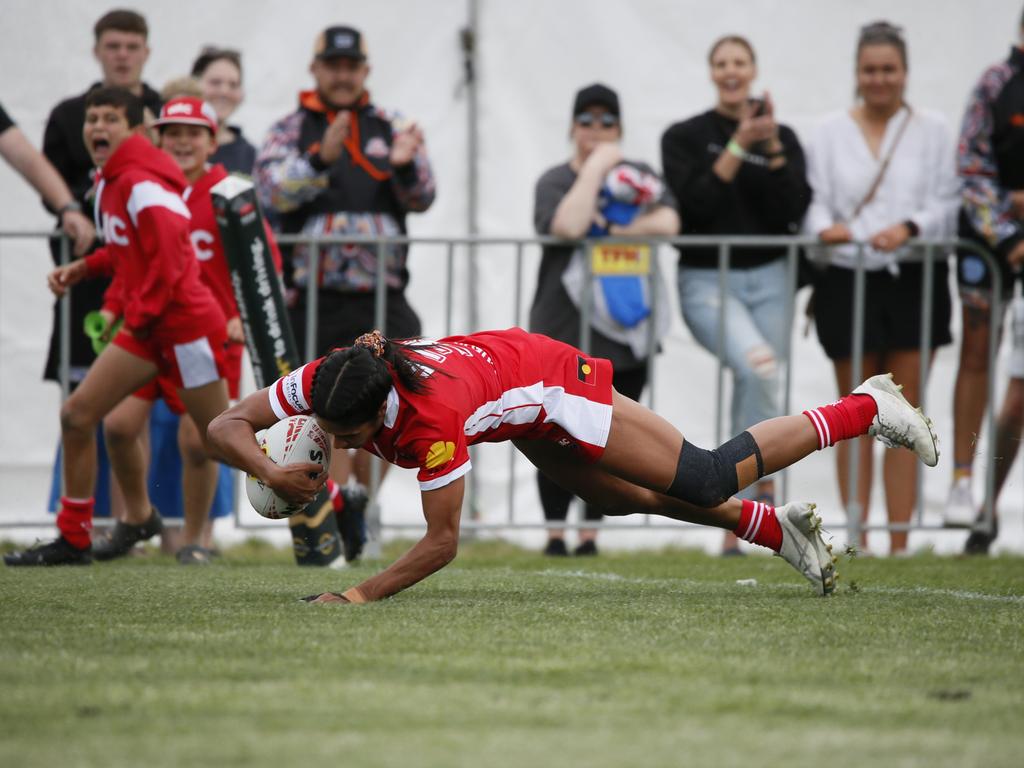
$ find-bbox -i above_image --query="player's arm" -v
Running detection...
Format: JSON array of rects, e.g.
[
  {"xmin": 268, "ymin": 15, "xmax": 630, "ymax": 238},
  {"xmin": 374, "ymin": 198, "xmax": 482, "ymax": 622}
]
[
  {"xmin": 309, "ymin": 477, "xmax": 464, "ymax": 605},
  {"xmin": 207, "ymin": 388, "xmax": 324, "ymax": 505}
]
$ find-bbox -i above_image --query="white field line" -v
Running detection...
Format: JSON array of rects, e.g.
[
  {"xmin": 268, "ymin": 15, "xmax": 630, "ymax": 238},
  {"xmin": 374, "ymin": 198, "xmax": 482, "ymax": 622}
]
[{"xmin": 526, "ymin": 568, "xmax": 1024, "ymax": 605}]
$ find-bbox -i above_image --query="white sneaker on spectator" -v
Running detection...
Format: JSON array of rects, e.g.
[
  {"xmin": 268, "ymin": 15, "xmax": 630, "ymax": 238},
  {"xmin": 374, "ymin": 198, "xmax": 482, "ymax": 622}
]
[
  {"xmin": 943, "ymin": 477, "xmax": 975, "ymax": 528},
  {"xmin": 853, "ymin": 373, "xmax": 939, "ymax": 466},
  {"xmin": 776, "ymin": 502, "xmax": 837, "ymax": 597}
]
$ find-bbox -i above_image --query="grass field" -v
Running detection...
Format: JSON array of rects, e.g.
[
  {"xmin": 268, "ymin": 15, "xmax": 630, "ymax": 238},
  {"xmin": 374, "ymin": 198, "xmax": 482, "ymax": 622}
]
[{"xmin": 1, "ymin": 540, "xmax": 1022, "ymax": 768}]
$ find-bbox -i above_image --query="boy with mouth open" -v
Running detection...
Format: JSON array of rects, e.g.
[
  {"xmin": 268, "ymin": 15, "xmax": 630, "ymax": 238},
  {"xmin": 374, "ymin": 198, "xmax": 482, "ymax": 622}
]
[{"xmin": 5, "ymin": 88, "xmax": 231, "ymax": 566}]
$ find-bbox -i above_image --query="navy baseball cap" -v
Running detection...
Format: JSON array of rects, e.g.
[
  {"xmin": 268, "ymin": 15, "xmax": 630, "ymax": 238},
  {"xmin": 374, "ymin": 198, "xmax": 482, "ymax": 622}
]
[{"xmin": 572, "ymin": 83, "xmax": 620, "ymax": 119}]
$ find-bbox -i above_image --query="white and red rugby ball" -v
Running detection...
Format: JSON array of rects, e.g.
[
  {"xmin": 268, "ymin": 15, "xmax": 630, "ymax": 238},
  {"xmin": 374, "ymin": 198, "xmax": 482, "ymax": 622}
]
[{"xmin": 245, "ymin": 415, "xmax": 332, "ymax": 519}]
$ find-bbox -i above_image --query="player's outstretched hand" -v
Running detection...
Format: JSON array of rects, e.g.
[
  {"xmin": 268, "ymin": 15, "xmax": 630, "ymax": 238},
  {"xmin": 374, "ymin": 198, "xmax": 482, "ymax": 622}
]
[
  {"xmin": 47, "ymin": 260, "xmax": 88, "ymax": 297},
  {"xmin": 269, "ymin": 462, "xmax": 326, "ymax": 506}
]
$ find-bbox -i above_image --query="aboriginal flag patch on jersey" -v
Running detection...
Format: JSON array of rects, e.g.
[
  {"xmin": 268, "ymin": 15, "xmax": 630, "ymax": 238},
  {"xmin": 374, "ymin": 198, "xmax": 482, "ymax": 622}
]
[{"xmin": 576, "ymin": 355, "xmax": 597, "ymax": 386}]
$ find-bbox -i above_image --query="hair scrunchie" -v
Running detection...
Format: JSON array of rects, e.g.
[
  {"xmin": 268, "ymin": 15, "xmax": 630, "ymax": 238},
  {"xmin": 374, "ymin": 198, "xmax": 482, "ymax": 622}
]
[{"xmin": 354, "ymin": 330, "xmax": 387, "ymax": 358}]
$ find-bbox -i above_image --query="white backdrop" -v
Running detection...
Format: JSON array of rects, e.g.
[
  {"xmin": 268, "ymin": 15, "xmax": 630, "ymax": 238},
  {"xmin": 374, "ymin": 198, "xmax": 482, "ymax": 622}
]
[{"xmin": 1, "ymin": 0, "xmax": 1022, "ymax": 554}]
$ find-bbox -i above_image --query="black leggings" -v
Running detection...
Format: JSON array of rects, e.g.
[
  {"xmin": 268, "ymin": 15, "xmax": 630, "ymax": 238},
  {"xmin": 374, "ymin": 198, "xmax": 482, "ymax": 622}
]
[{"xmin": 537, "ymin": 365, "xmax": 648, "ymax": 524}]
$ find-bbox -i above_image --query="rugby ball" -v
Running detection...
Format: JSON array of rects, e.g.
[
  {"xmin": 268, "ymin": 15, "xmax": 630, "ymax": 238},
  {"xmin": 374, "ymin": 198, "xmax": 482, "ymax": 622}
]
[{"xmin": 245, "ymin": 416, "xmax": 332, "ymax": 519}]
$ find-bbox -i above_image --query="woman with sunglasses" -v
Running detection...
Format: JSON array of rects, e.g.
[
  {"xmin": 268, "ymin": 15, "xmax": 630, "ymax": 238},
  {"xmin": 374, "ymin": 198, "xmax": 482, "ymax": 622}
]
[
  {"xmin": 191, "ymin": 47, "xmax": 256, "ymax": 174},
  {"xmin": 529, "ymin": 83, "xmax": 679, "ymax": 557},
  {"xmin": 661, "ymin": 35, "xmax": 811, "ymax": 555}
]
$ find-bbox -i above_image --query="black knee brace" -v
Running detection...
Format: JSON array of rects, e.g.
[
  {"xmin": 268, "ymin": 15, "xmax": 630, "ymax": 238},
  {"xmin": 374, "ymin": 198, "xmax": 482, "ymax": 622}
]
[{"xmin": 666, "ymin": 431, "xmax": 764, "ymax": 508}]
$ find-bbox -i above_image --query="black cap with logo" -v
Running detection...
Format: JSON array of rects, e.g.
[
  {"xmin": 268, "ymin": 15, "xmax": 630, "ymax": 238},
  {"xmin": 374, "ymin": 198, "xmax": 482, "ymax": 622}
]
[{"xmin": 314, "ymin": 25, "xmax": 368, "ymax": 61}]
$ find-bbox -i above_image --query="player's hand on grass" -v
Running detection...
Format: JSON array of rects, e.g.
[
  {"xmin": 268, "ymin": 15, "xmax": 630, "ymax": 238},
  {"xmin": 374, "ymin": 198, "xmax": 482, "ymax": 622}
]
[
  {"xmin": 226, "ymin": 316, "xmax": 245, "ymax": 344},
  {"xmin": 318, "ymin": 112, "xmax": 350, "ymax": 165},
  {"xmin": 47, "ymin": 259, "xmax": 89, "ymax": 297},
  {"xmin": 301, "ymin": 592, "xmax": 350, "ymax": 604},
  {"xmin": 269, "ymin": 462, "xmax": 326, "ymax": 505}
]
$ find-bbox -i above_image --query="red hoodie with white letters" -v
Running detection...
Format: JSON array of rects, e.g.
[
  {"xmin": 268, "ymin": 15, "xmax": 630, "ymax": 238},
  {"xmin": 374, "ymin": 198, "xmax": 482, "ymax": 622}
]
[{"xmin": 84, "ymin": 133, "xmax": 224, "ymax": 344}]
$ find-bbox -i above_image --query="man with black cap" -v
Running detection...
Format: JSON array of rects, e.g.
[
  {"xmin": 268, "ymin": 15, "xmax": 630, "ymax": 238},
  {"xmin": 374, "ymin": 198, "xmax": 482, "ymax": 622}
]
[
  {"xmin": 528, "ymin": 82, "xmax": 679, "ymax": 557},
  {"xmin": 255, "ymin": 24, "xmax": 436, "ymax": 524}
]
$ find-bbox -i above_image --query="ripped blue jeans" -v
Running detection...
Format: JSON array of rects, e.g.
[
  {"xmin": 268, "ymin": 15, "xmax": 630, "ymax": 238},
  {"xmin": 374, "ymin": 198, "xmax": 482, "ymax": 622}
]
[{"xmin": 677, "ymin": 258, "xmax": 791, "ymax": 448}]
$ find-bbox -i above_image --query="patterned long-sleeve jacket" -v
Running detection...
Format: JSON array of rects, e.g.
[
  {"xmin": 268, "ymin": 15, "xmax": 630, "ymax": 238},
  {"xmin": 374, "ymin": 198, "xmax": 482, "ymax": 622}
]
[
  {"xmin": 255, "ymin": 90, "xmax": 436, "ymax": 292},
  {"xmin": 958, "ymin": 46, "xmax": 1024, "ymax": 259}
]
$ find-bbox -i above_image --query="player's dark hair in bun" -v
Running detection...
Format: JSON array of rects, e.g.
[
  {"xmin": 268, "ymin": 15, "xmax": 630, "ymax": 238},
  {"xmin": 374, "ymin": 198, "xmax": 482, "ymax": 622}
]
[{"xmin": 310, "ymin": 331, "xmax": 431, "ymax": 425}]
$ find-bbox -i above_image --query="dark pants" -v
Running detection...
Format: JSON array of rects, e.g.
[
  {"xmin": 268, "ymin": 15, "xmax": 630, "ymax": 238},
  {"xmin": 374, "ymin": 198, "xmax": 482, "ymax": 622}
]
[
  {"xmin": 289, "ymin": 290, "xmax": 422, "ymax": 358},
  {"xmin": 537, "ymin": 365, "xmax": 648, "ymax": 524}
]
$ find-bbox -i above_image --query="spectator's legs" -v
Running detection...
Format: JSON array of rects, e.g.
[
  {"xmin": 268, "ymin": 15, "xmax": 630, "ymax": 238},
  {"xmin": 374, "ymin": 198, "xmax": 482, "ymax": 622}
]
[
  {"xmin": 950, "ymin": 298, "xmax": 995, "ymax": 499},
  {"xmin": 537, "ymin": 471, "xmax": 572, "ymax": 554},
  {"xmin": 878, "ymin": 348, "xmax": 931, "ymax": 554},
  {"xmin": 832, "ymin": 353, "xmax": 883, "ymax": 551},
  {"xmin": 981, "ymin": 377, "xmax": 1024, "ymax": 521},
  {"xmin": 678, "ymin": 261, "xmax": 788, "ymax": 552}
]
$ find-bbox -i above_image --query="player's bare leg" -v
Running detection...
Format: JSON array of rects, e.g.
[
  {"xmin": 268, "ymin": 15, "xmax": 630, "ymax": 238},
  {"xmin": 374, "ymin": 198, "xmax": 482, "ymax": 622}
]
[{"xmin": 517, "ymin": 438, "xmax": 837, "ymax": 595}]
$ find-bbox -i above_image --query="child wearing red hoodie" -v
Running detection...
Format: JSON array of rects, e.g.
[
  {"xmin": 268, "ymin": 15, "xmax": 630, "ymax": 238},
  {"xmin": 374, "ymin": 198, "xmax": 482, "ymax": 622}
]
[{"xmin": 5, "ymin": 88, "xmax": 232, "ymax": 566}]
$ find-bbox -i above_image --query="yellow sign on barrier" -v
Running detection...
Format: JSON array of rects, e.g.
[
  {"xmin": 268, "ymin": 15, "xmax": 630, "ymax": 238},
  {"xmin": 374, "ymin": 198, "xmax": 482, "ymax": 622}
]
[{"xmin": 591, "ymin": 243, "xmax": 651, "ymax": 276}]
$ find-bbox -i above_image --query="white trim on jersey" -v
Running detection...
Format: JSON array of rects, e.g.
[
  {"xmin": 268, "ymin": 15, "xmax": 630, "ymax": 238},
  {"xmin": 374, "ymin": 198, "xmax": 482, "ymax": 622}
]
[
  {"xmin": 126, "ymin": 180, "xmax": 190, "ymax": 227},
  {"xmin": 462, "ymin": 380, "xmax": 612, "ymax": 449},
  {"xmin": 268, "ymin": 363, "xmax": 312, "ymax": 419},
  {"xmin": 174, "ymin": 336, "xmax": 219, "ymax": 389},
  {"xmin": 384, "ymin": 387, "xmax": 399, "ymax": 428},
  {"xmin": 542, "ymin": 386, "xmax": 613, "ymax": 448},
  {"xmin": 93, "ymin": 179, "xmax": 106, "ymax": 233},
  {"xmin": 418, "ymin": 459, "xmax": 472, "ymax": 492},
  {"xmin": 464, "ymin": 381, "xmax": 545, "ymax": 436}
]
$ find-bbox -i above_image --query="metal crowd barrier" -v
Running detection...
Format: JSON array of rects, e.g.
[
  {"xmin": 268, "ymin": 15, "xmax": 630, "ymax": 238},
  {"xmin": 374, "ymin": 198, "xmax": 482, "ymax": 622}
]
[{"xmin": 0, "ymin": 231, "xmax": 1010, "ymax": 545}]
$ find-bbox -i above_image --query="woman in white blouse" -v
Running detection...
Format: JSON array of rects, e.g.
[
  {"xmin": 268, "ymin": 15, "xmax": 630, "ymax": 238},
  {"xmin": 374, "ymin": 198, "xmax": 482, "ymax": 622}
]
[{"xmin": 804, "ymin": 21, "xmax": 958, "ymax": 554}]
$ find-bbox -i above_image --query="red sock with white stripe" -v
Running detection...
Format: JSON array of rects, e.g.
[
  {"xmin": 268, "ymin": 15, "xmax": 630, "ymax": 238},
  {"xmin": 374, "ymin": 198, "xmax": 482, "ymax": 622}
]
[
  {"xmin": 803, "ymin": 394, "xmax": 878, "ymax": 450},
  {"xmin": 733, "ymin": 499, "xmax": 783, "ymax": 551},
  {"xmin": 56, "ymin": 496, "xmax": 94, "ymax": 550}
]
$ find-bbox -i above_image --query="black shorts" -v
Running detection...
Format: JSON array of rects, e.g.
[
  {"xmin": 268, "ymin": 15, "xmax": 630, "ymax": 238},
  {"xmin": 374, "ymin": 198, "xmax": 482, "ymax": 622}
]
[
  {"xmin": 813, "ymin": 261, "xmax": 952, "ymax": 361},
  {"xmin": 289, "ymin": 290, "xmax": 422, "ymax": 358},
  {"xmin": 956, "ymin": 209, "xmax": 1014, "ymax": 301}
]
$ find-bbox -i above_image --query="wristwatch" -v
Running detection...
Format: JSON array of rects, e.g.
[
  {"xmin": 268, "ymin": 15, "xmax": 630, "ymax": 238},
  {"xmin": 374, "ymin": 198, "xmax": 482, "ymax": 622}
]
[{"xmin": 58, "ymin": 201, "xmax": 82, "ymax": 217}]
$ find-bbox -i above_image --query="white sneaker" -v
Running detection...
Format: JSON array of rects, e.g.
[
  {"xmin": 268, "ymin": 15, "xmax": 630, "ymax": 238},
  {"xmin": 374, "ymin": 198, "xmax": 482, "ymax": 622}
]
[
  {"xmin": 775, "ymin": 502, "xmax": 837, "ymax": 597},
  {"xmin": 852, "ymin": 373, "xmax": 939, "ymax": 467},
  {"xmin": 943, "ymin": 476, "xmax": 975, "ymax": 528}
]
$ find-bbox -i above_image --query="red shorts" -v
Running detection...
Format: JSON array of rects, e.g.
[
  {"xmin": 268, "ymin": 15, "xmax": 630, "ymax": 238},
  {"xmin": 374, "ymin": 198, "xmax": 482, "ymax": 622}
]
[
  {"xmin": 526, "ymin": 336, "xmax": 614, "ymax": 462},
  {"xmin": 116, "ymin": 327, "xmax": 229, "ymax": 399}
]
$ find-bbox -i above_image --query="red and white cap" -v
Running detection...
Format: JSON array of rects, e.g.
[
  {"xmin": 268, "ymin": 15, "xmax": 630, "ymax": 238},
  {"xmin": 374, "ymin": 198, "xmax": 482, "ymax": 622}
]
[{"xmin": 153, "ymin": 97, "xmax": 219, "ymax": 132}]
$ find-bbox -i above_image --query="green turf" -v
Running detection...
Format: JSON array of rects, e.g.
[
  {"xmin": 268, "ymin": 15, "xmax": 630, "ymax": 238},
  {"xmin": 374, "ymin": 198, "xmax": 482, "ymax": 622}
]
[{"xmin": 1, "ymin": 541, "xmax": 1022, "ymax": 768}]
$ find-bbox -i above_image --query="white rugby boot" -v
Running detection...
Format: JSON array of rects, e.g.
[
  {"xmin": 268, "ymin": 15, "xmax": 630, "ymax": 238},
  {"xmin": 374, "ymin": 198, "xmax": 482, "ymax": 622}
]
[
  {"xmin": 852, "ymin": 373, "xmax": 939, "ymax": 467},
  {"xmin": 943, "ymin": 476, "xmax": 975, "ymax": 528},
  {"xmin": 775, "ymin": 502, "xmax": 837, "ymax": 597}
]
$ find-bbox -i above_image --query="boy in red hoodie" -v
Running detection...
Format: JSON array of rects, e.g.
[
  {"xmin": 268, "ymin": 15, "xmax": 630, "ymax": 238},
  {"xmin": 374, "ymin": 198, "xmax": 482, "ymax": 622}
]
[
  {"xmin": 94, "ymin": 97, "xmax": 243, "ymax": 564},
  {"xmin": 5, "ymin": 88, "xmax": 231, "ymax": 566}
]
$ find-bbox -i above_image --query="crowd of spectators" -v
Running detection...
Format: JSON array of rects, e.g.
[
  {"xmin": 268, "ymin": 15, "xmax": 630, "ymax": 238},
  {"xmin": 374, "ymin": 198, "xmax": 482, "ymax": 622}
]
[{"xmin": 1, "ymin": 7, "xmax": 1022, "ymax": 559}]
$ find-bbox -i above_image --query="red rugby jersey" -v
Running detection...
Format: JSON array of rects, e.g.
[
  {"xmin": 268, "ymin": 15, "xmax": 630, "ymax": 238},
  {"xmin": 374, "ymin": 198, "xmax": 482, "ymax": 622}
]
[{"xmin": 266, "ymin": 328, "xmax": 614, "ymax": 491}]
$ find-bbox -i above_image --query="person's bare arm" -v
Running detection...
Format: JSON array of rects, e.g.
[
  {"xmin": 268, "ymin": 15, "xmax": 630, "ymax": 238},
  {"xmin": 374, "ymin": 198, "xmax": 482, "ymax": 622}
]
[
  {"xmin": 307, "ymin": 476, "xmax": 464, "ymax": 604},
  {"xmin": 0, "ymin": 125, "xmax": 95, "ymax": 254},
  {"xmin": 550, "ymin": 142, "xmax": 623, "ymax": 238},
  {"xmin": 609, "ymin": 205, "xmax": 680, "ymax": 237},
  {"xmin": 207, "ymin": 389, "xmax": 325, "ymax": 505}
]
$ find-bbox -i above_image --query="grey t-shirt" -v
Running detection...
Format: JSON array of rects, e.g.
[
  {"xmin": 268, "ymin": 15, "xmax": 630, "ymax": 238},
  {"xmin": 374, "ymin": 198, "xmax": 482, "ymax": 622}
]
[{"xmin": 528, "ymin": 160, "xmax": 674, "ymax": 369}]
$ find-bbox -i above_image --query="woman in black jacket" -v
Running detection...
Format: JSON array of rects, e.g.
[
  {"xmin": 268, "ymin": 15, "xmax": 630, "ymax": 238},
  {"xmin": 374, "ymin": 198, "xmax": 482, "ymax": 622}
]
[{"xmin": 661, "ymin": 35, "xmax": 811, "ymax": 554}]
